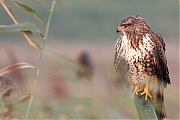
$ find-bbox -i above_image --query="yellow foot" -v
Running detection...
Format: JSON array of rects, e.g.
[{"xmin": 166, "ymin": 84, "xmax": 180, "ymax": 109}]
[
  {"xmin": 133, "ymin": 86, "xmax": 140, "ymax": 95},
  {"xmin": 140, "ymin": 82, "xmax": 152, "ymax": 101},
  {"xmin": 132, "ymin": 85, "xmax": 140, "ymax": 98}
]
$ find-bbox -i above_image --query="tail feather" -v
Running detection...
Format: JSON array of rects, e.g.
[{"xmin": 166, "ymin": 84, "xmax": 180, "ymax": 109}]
[{"xmin": 155, "ymin": 84, "xmax": 166, "ymax": 120}]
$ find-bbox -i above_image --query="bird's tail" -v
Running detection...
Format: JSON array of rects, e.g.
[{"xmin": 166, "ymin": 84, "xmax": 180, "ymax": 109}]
[{"xmin": 155, "ymin": 84, "xmax": 167, "ymax": 120}]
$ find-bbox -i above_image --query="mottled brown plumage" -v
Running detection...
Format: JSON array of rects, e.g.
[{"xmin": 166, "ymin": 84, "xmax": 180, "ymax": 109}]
[{"xmin": 114, "ymin": 15, "xmax": 170, "ymax": 119}]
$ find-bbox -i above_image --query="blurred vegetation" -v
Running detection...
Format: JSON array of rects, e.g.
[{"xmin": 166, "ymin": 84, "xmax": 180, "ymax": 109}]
[
  {"xmin": 0, "ymin": 0, "xmax": 179, "ymax": 119},
  {"xmin": 0, "ymin": 0, "xmax": 178, "ymax": 41}
]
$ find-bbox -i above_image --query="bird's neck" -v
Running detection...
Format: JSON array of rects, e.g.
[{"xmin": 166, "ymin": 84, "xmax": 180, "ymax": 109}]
[{"xmin": 123, "ymin": 31, "xmax": 147, "ymax": 50}]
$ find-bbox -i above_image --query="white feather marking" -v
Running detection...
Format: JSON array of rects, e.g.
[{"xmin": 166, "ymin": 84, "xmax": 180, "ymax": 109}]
[{"xmin": 118, "ymin": 34, "xmax": 154, "ymax": 62}]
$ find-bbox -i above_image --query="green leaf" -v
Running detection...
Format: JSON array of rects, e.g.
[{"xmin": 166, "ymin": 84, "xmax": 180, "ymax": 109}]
[
  {"xmin": 0, "ymin": 0, "xmax": 42, "ymax": 51},
  {"xmin": 23, "ymin": 31, "xmax": 42, "ymax": 51},
  {"xmin": 0, "ymin": 22, "xmax": 44, "ymax": 38},
  {"xmin": 45, "ymin": 47, "xmax": 91, "ymax": 78},
  {"xmin": 0, "ymin": 24, "xmax": 42, "ymax": 50},
  {"xmin": 12, "ymin": 0, "xmax": 47, "ymax": 24},
  {"xmin": 46, "ymin": 47, "xmax": 82, "ymax": 69}
]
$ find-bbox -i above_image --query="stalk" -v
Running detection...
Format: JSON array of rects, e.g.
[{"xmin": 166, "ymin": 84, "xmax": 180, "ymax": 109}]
[{"xmin": 26, "ymin": 1, "xmax": 56, "ymax": 119}]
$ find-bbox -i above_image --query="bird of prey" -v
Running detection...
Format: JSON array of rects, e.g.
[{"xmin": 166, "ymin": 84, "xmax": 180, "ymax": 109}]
[{"xmin": 114, "ymin": 15, "xmax": 170, "ymax": 119}]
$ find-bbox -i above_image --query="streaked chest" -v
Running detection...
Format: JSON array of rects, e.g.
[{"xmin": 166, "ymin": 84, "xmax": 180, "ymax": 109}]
[{"xmin": 117, "ymin": 34, "xmax": 155, "ymax": 63}]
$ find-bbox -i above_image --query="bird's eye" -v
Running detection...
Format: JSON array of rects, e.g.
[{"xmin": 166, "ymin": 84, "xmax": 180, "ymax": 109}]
[{"xmin": 124, "ymin": 23, "xmax": 131, "ymax": 28}]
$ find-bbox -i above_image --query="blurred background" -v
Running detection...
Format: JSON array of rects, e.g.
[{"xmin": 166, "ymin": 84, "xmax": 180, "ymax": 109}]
[{"xmin": 0, "ymin": 0, "xmax": 179, "ymax": 119}]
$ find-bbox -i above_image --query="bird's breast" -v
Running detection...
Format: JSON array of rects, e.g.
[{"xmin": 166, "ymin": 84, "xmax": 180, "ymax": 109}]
[
  {"xmin": 119, "ymin": 34, "xmax": 154, "ymax": 63},
  {"xmin": 118, "ymin": 34, "xmax": 157, "ymax": 80}
]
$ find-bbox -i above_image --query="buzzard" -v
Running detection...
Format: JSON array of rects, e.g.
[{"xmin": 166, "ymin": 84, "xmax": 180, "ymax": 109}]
[{"xmin": 114, "ymin": 15, "xmax": 170, "ymax": 119}]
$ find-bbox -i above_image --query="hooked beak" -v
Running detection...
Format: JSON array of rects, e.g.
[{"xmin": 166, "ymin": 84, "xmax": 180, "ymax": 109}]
[{"xmin": 116, "ymin": 27, "xmax": 122, "ymax": 34}]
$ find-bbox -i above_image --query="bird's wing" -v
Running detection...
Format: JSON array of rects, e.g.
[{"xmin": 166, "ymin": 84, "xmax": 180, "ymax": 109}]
[
  {"xmin": 149, "ymin": 32, "xmax": 170, "ymax": 119},
  {"xmin": 151, "ymin": 33, "xmax": 171, "ymax": 88},
  {"xmin": 114, "ymin": 36, "xmax": 129, "ymax": 88},
  {"xmin": 114, "ymin": 36, "xmax": 123, "ymax": 72}
]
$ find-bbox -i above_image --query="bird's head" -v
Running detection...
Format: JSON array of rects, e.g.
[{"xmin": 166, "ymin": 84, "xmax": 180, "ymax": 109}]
[{"xmin": 116, "ymin": 15, "xmax": 150, "ymax": 34}]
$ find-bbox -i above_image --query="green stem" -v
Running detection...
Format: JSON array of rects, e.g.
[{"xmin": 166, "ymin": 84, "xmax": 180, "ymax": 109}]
[
  {"xmin": 134, "ymin": 92, "xmax": 158, "ymax": 120},
  {"xmin": 26, "ymin": 1, "xmax": 56, "ymax": 119},
  {"xmin": 43, "ymin": 0, "xmax": 56, "ymax": 40}
]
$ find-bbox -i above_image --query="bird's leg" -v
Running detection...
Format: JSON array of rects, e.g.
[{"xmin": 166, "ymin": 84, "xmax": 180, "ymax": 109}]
[{"xmin": 140, "ymin": 82, "xmax": 152, "ymax": 101}]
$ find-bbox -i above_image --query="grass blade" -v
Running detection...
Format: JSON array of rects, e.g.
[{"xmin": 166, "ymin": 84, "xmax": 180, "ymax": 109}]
[
  {"xmin": 38, "ymin": 0, "xmax": 51, "ymax": 10},
  {"xmin": 0, "ymin": 62, "xmax": 36, "ymax": 76},
  {"xmin": 23, "ymin": 31, "xmax": 42, "ymax": 50},
  {"xmin": 46, "ymin": 47, "xmax": 82, "ymax": 69},
  {"xmin": 12, "ymin": 0, "xmax": 47, "ymax": 24},
  {"xmin": 18, "ymin": 94, "xmax": 31, "ymax": 103},
  {"xmin": 0, "ymin": 22, "xmax": 44, "ymax": 38},
  {"xmin": 0, "ymin": 0, "xmax": 20, "ymax": 23},
  {"xmin": 45, "ymin": 47, "xmax": 90, "ymax": 74},
  {"xmin": 0, "ymin": 0, "xmax": 42, "ymax": 51}
]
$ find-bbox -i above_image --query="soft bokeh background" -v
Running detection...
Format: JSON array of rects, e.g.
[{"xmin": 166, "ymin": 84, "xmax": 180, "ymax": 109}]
[{"xmin": 0, "ymin": 0, "xmax": 179, "ymax": 119}]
